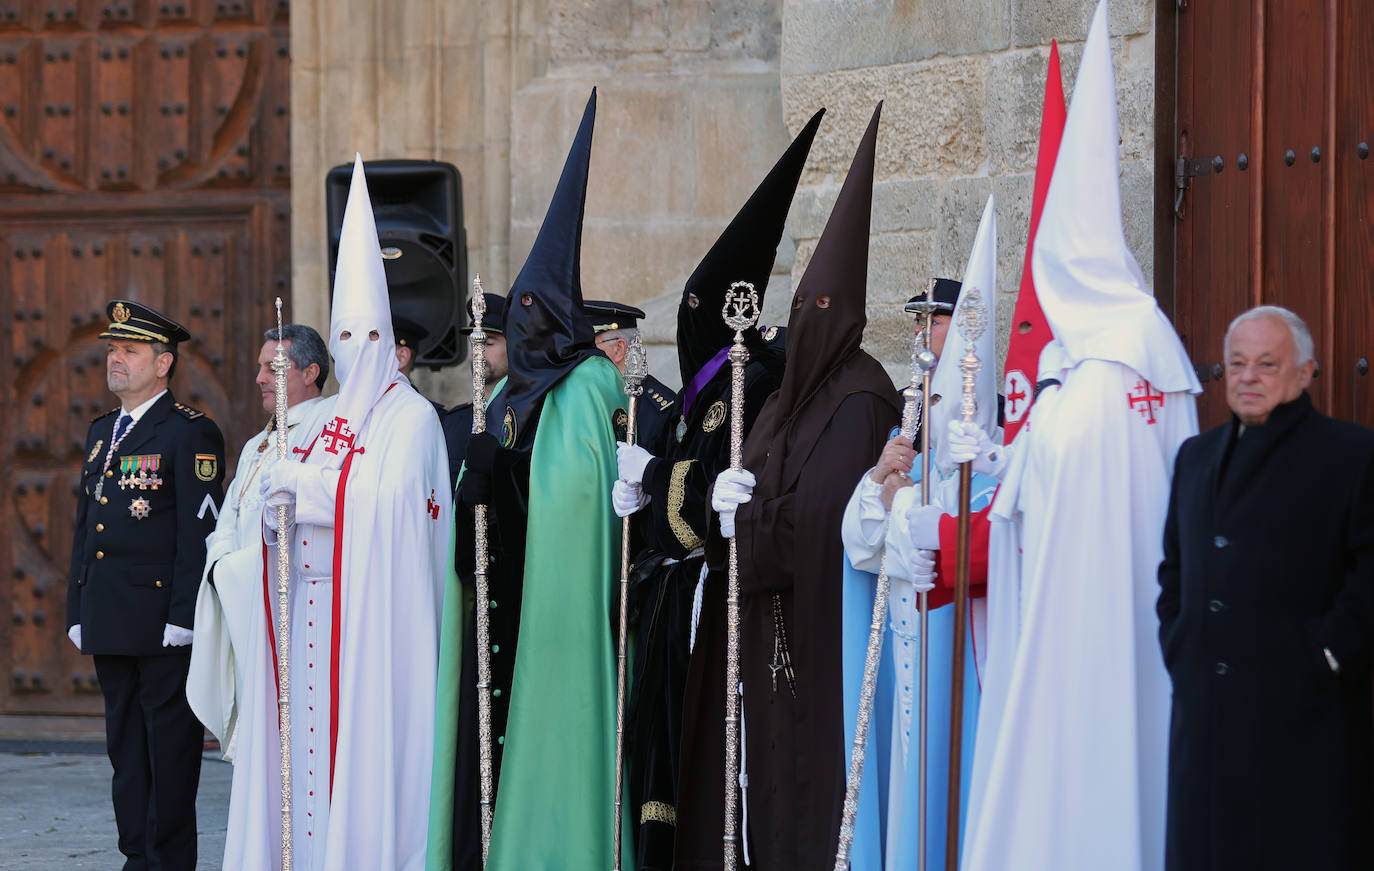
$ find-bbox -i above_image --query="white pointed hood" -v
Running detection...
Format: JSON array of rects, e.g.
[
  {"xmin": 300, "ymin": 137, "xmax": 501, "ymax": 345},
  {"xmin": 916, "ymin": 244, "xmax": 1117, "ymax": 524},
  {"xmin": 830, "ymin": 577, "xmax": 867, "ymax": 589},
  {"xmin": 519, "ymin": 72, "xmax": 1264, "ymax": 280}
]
[
  {"xmin": 931, "ymin": 193, "xmax": 998, "ymax": 472},
  {"xmin": 312, "ymin": 153, "xmax": 401, "ymax": 469},
  {"xmin": 1031, "ymin": 0, "xmax": 1200, "ymax": 395}
]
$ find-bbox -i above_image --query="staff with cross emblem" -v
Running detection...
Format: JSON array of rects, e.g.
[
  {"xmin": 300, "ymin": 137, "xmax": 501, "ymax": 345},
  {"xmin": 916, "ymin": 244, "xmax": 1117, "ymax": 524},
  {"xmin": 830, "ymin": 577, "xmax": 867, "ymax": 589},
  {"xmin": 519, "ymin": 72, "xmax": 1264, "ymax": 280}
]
[{"xmin": 67, "ymin": 298, "xmax": 225, "ymax": 871}]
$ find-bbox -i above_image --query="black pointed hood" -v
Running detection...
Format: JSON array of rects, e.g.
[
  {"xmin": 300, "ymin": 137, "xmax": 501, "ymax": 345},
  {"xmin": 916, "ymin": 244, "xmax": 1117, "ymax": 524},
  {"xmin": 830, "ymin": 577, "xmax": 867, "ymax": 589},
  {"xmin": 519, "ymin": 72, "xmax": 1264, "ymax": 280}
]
[
  {"xmin": 494, "ymin": 88, "xmax": 601, "ymax": 449},
  {"xmin": 675, "ymin": 108, "xmax": 825, "ymax": 385},
  {"xmin": 743, "ymin": 102, "xmax": 899, "ymax": 489}
]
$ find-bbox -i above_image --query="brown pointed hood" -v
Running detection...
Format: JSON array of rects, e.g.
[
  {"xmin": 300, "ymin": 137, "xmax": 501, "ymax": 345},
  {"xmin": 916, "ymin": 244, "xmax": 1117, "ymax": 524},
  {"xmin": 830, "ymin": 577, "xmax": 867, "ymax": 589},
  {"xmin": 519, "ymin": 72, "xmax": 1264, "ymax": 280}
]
[{"xmin": 742, "ymin": 102, "xmax": 899, "ymax": 493}]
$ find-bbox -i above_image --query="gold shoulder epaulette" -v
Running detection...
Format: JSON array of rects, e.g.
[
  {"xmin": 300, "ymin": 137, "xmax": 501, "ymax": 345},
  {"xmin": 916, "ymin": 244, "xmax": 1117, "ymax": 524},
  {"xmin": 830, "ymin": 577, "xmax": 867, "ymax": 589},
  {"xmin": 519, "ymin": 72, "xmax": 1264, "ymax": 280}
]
[{"xmin": 173, "ymin": 402, "xmax": 205, "ymax": 420}]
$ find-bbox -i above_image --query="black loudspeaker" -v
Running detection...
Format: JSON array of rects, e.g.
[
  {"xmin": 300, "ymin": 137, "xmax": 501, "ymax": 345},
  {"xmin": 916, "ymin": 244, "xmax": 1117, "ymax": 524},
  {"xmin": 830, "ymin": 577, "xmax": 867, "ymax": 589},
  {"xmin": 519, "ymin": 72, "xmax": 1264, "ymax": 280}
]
[{"xmin": 325, "ymin": 159, "xmax": 467, "ymax": 368}]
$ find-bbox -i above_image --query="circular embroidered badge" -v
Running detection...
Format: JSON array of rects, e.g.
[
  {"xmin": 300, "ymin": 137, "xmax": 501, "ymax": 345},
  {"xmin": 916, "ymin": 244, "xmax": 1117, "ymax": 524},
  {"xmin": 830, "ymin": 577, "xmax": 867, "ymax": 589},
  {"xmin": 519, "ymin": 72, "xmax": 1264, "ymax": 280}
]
[{"xmin": 702, "ymin": 400, "xmax": 727, "ymax": 433}]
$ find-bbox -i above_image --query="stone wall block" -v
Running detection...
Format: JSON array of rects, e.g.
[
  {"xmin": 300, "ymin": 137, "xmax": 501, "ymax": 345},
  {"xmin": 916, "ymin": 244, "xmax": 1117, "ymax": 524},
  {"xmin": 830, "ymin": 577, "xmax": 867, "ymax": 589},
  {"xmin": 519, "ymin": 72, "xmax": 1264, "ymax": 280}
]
[
  {"xmin": 690, "ymin": 80, "xmax": 791, "ymax": 219},
  {"xmin": 872, "ymin": 178, "xmax": 939, "ymax": 234},
  {"xmin": 583, "ymin": 85, "xmax": 696, "ymax": 220},
  {"xmin": 987, "ymin": 47, "xmax": 1058, "ymax": 175},
  {"xmin": 509, "ymin": 86, "xmax": 576, "ymax": 225},
  {"xmin": 780, "ymin": 0, "xmax": 1009, "ymax": 77},
  {"xmin": 1119, "ymin": 157, "xmax": 1154, "ymax": 289},
  {"xmin": 1012, "ymin": 0, "xmax": 1152, "ymax": 47},
  {"xmin": 990, "ymin": 172, "xmax": 1034, "ymax": 322},
  {"xmin": 790, "ymin": 182, "xmax": 837, "ymax": 240},
  {"xmin": 436, "ymin": 47, "xmax": 484, "ymax": 151},
  {"xmin": 784, "ymin": 58, "xmax": 988, "ymax": 184},
  {"xmin": 580, "ymin": 221, "xmax": 725, "ymax": 304},
  {"xmin": 668, "ymin": 0, "xmax": 712, "ymax": 52},
  {"xmin": 709, "ymin": 0, "xmax": 779, "ymax": 60},
  {"xmin": 938, "ymin": 176, "xmax": 994, "ymax": 280},
  {"xmin": 868, "ymin": 229, "xmax": 939, "ymax": 305}
]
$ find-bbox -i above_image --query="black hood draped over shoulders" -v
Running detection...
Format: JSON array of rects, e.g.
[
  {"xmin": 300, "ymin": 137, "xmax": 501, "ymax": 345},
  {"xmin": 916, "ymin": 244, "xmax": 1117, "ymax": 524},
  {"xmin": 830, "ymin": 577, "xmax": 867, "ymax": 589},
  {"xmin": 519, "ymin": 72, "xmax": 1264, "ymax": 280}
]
[
  {"xmin": 675, "ymin": 109, "xmax": 826, "ymax": 386},
  {"xmin": 743, "ymin": 102, "xmax": 900, "ymax": 494},
  {"xmin": 493, "ymin": 88, "xmax": 602, "ymax": 449}
]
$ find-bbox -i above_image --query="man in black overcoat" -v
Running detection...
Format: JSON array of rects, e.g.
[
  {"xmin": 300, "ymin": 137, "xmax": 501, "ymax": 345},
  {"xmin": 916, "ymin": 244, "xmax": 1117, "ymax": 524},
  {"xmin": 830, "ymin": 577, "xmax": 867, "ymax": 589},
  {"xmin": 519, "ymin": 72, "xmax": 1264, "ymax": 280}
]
[
  {"xmin": 1157, "ymin": 305, "xmax": 1374, "ymax": 870},
  {"xmin": 67, "ymin": 299, "xmax": 225, "ymax": 871}
]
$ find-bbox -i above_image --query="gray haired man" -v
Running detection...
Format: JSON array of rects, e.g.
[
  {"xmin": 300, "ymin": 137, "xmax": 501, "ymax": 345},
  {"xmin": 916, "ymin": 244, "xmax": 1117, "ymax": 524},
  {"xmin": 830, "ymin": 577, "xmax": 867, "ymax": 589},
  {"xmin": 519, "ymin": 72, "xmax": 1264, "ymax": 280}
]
[
  {"xmin": 1157, "ymin": 305, "xmax": 1374, "ymax": 869},
  {"xmin": 186, "ymin": 324, "xmax": 337, "ymax": 760}
]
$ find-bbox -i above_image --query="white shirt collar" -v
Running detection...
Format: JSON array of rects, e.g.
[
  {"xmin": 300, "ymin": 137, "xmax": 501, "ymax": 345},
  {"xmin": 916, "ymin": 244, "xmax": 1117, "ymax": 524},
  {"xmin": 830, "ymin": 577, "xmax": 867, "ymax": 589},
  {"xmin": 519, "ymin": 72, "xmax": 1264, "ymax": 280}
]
[
  {"xmin": 120, "ymin": 389, "xmax": 168, "ymax": 424},
  {"xmin": 286, "ymin": 394, "xmax": 325, "ymax": 427}
]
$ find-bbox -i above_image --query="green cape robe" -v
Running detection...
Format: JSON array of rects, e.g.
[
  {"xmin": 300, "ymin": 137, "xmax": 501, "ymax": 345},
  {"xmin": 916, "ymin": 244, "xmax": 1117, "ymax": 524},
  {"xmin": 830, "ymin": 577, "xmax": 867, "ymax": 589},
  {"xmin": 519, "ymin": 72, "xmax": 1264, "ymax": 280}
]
[{"xmin": 428, "ymin": 359, "xmax": 631, "ymax": 869}]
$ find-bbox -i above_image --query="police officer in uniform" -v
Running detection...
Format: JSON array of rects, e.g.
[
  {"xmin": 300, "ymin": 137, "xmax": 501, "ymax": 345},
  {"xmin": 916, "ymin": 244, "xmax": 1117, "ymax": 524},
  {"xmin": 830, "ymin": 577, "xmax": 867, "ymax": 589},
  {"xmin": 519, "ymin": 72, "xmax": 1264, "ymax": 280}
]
[
  {"xmin": 66, "ymin": 300, "xmax": 225, "ymax": 871},
  {"xmin": 584, "ymin": 299, "xmax": 676, "ymax": 455},
  {"xmin": 439, "ymin": 291, "xmax": 508, "ymax": 491}
]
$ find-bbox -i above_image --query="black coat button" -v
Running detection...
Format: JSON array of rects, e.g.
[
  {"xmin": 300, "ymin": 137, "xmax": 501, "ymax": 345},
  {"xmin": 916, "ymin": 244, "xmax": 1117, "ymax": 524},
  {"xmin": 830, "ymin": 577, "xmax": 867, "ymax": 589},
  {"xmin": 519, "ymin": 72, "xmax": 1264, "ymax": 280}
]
[
  {"xmin": 1208, "ymin": 599, "xmax": 1224, "ymax": 613},
  {"xmin": 1214, "ymin": 661, "xmax": 1230, "ymax": 676}
]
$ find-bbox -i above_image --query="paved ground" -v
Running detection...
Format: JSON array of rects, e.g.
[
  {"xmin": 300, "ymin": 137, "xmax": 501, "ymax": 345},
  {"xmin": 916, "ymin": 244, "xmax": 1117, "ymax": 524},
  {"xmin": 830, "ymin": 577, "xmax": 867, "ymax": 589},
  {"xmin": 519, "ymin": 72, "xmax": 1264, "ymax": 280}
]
[{"xmin": 0, "ymin": 745, "xmax": 231, "ymax": 870}]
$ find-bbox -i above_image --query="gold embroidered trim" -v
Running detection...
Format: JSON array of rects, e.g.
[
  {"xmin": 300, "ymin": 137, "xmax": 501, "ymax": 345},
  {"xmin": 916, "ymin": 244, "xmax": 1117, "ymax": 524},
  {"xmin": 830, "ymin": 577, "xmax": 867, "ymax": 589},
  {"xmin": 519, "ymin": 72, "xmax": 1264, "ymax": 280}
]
[
  {"xmin": 668, "ymin": 460, "xmax": 704, "ymax": 551},
  {"xmin": 640, "ymin": 800, "xmax": 677, "ymax": 827}
]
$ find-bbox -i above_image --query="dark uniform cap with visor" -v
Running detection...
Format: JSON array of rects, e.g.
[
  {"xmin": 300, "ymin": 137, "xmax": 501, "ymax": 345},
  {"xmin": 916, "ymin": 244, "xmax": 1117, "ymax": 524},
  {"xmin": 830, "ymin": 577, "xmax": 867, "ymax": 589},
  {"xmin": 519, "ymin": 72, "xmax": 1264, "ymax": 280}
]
[
  {"xmin": 98, "ymin": 299, "xmax": 192, "ymax": 345},
  {"xmin": 583, "ymin": 299, "xmax": 646, "ymax": 333},
  {"xmin": 459, "ymin": 292, "xmax": 507, "ymax": 336},
  {"xmin": 906, "ymin": 277, "xmax": 963, "ymax": 314}
]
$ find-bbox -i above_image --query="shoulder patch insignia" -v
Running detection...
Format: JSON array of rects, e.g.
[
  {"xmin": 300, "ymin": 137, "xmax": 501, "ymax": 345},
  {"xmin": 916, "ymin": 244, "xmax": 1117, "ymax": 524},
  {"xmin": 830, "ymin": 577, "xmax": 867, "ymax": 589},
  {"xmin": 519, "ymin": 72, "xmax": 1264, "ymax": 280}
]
[
  {"xmin": 173, "ymin": 402, "xmax": 205, "ymax": 420},
  {"xmin": 702, "ymin": 400, "xmax": 727, "ymax": 433},
  {"xmin": 653, "ymin": 391, "xmax": 673, "ymax": 411},
  {"xmin": 194, "ymin": 453, "xmax": 218, "ymax": 482},
  {"xmin": 613, "ymin": 408, "xmax": 629, "ymax": 442},
  {"xmin": 500, "ymin": 405, "xmax": 518, "ymax": 448},
  {"xmin": 763, "ymin": 325, "xmax": 779, "ymax": 341}
]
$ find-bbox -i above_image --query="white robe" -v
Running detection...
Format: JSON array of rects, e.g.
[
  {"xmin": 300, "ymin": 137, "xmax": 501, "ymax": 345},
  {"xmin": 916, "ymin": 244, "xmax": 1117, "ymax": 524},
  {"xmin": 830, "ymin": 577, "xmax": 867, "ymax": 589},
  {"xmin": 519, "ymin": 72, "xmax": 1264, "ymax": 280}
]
[
  {"xmin": 192, "ymin": 383, "xmax": 448, "ymax": 871},
  {"xmin": 960, "ymin": 358, "xmax": 1196, "ymax": 871},
  {"xmin": 190, "ymin": 393, "xmax": 334, "ymax": 760}
]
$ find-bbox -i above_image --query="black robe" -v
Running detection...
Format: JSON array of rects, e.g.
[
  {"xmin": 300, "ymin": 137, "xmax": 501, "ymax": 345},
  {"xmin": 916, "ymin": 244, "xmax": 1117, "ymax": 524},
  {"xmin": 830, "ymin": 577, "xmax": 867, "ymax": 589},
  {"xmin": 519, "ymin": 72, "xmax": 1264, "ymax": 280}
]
[
  {"xmin": 1157, "ymin": 392, "xmax": 1374, "ymax": 870},
  {"xmin": 629, "ymin": 351, "xmax": 781, "ymax": 871},
  {"xmin": 449, "ymin": 445, "xmax": 530, "ymax": 871}
]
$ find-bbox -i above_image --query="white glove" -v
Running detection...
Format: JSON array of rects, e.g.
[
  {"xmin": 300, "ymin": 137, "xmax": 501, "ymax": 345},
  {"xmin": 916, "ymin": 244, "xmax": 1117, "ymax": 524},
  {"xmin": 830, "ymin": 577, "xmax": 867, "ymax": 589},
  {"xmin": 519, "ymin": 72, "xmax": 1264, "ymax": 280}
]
[
  {"xmin": 617, "ymin": 442, "xmax": 654, "ymax": 485},
  {"xmin": 910, "ymin": 548, "xmax": 937, "ymax": 593},
  {"xmin": 259, "ymin": 461, "xmax": 303, "ymax": 508},
  {"xmin": 712, "ymin": 468, "xmax": 756, "ymax": 539},
  {"xmin": 162, "ymin": 623, "xmax": 194, "ymax": 647},
  {"xmin": 946, "ymin": 420, "xmax": 1007, "ymax": 478},
  {"xmin": 68, "ymin": 624, "xmax": 82, "ymax": 651},
  {"xmin": 263, "ymin": 501, "xmax": 295, "ymax": 534},
  {"xmin": 906, "ymin": 503, "xmax": 944, "ymax": 550},
  {"xmin": 612, "ymin": 479, "xmax": 650, "ymax": 517}
]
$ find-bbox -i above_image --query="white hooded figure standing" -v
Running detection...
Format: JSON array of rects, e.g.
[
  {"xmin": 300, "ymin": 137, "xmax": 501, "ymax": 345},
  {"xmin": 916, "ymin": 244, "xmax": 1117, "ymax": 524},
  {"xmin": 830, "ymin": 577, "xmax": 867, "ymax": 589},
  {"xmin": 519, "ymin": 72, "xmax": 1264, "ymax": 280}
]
[
  {"xmin": 205, "ymin": 153, "xmax": 451, "ymax": 871},
  {"xmin": 960, "ymin": 3, "xmax": 1201, "ymax": 871}
]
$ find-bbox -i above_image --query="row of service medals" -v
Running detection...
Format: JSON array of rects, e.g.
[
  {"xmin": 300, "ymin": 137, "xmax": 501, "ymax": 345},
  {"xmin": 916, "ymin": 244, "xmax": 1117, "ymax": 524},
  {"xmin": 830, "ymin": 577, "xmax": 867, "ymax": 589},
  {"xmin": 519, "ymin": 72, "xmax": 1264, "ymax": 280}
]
[{"xmin": 118, "ymin": 455, "xmax": 163, "ymax": 491}]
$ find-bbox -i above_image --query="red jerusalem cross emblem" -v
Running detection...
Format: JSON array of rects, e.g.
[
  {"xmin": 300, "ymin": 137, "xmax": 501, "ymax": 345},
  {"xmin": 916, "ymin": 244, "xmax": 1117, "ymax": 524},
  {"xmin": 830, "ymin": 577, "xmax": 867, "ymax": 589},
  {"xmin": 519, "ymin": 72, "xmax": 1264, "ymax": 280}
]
[
  {"xmin": 1127, "ymin": 380, "xmax": 1165, "ymax": 424},
  {"xmin": 319, "ymin": 416, "xmax": 356, "ymax": 454}
]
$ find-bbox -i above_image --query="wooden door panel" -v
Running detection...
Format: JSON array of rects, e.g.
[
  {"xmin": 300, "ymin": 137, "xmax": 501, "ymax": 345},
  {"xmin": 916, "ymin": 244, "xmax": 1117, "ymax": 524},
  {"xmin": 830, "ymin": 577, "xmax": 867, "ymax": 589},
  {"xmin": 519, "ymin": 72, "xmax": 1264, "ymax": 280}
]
[
  {"xmin": 1172, "ymin": 0, "xmax": 1370, "ymax": 429},
  {"xmin": 1334, "ymin": 0, "xmax": 1373, "ymax": 424},
  {"xmin": 1175, "ymin": 0, "xmax": 1255, "ymax": 425},
  {"xmin": 0, "ymin": 3, "xmax": 290, "ymax": 720}
]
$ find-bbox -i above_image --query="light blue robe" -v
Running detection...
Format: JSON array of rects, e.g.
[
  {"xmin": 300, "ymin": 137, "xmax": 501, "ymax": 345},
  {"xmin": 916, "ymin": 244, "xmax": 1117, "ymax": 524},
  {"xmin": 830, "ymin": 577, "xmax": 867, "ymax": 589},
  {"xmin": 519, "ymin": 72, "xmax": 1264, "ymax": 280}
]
[{"xmin": 841, "ymin": 459, "xmax": 997, "ymax": 870}]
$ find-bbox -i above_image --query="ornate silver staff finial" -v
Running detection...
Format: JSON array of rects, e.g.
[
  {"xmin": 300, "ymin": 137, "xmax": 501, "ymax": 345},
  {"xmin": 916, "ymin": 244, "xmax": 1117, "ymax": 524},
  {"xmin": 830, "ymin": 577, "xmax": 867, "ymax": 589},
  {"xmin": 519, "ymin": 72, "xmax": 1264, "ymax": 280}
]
[
  {"xmin": 625, "ymin": 332, "xmax": 649, "ymax": 392},
  {"xmin": 722, "ymin": 281, "xmax": 761, "ymax": 337},
  {"xmin": 957, "ymin": 285, "xmax": 986, "ymax": 425}
]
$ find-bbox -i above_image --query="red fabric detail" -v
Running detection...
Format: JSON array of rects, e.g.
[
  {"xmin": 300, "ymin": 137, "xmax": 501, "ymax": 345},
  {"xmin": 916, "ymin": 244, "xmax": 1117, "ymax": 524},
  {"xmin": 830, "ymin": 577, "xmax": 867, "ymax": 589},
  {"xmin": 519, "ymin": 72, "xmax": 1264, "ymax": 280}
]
[
  {"xmin": 929, "ymin": 505, "xmax": 992, "ymax": 610},
  {"xmin": 262, "ymin": 541, "xmax": 280, "ymax": 726},
  {"xmin": 1001, "ymin": 41, "xmax": 1067, "ymax": 444},
  {"xmin": 1127, "ymin": 379, "xmax": 1165, "ymax": 424},
  {"xmin": 329, "ymin": 444, "xmax": 363, "ymax": 802}
]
